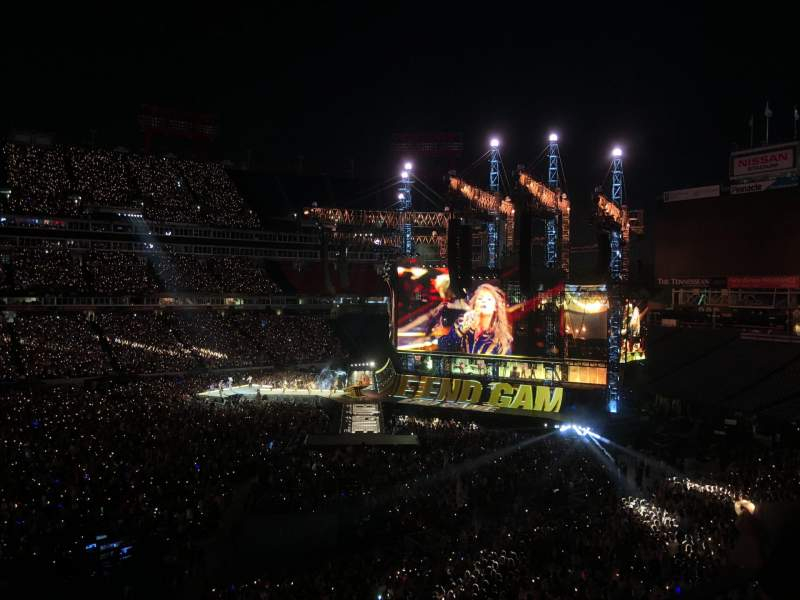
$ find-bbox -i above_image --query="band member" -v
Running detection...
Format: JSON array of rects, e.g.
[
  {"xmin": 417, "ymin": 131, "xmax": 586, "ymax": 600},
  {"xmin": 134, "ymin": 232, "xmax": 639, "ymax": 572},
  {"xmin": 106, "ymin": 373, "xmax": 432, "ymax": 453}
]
[{"xmin": 439, "ymin": 283, "xmax": 513, "ymax": 355}]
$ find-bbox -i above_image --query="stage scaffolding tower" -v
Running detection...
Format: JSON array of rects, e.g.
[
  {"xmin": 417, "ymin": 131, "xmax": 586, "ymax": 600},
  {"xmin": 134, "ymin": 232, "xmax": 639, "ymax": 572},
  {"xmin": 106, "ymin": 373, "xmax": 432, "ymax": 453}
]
[
  {"xmin": 607, "ymin": 147, "xmax": 624, "ymax": 414},
  {"xmin": 487, "ymin": 138, "xmax": 501, "ymax": 269},
  {"xmin": 398, "ymin": 163, "xmax": 414, "ymax": 257}
]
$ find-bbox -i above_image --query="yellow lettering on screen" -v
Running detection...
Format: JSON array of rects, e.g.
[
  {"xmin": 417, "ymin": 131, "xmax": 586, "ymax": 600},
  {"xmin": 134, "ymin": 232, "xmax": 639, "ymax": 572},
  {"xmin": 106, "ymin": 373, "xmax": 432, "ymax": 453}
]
[
  {"xmin": 436, "ymin": 378, "xmax": 461, "ymax": 401},
  {"xmin": 395, "ymin": 374, "xmax": 419, "ymax": 397},
  {"xmin": 414, "ymin": 376, "xmax": 436, "ymax": 399},
  {"xmin": 488, "ymin": 382, "xmax": 514, "ymax": 408},
  {"xmin": 509, "ymin": 384, "xmax": 534, "ymax": 410},
  {"xmin": 533, "ymin": 363, "xmax": 545, "ymax": 380},
  {"xmin": 534, "ymin": 386, "xmax": 563, "ymax": 412},
  {"xmin": 458, "ymin": 380, "xmax": 483, "ymax": 403}
]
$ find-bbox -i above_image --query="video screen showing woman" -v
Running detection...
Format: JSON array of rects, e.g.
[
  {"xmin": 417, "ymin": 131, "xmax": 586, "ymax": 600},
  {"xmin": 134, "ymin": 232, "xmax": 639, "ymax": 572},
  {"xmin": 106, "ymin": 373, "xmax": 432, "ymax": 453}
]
[
  {"xmin": 438, "ymin": 283, "xmax": 513, "ymax": 355},
  {"xmin": 396, "ymin": 266, "xmax": 513, "ymax": 355}
]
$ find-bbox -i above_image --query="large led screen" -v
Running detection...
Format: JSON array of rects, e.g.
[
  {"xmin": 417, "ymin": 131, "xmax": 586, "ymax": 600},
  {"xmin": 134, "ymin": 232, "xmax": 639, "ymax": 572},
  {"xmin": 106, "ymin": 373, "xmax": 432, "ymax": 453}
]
[
  {"xmin": 396, "ymin": 266, "xmax": 517, "ymax": 355},
  {"xmin": 395, "ymin": 266, "xmax": 609, "ymax": 359}
]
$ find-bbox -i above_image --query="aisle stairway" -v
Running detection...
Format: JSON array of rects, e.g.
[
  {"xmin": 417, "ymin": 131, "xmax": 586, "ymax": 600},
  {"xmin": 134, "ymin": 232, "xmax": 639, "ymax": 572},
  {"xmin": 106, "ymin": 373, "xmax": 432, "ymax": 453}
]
[{"xmin": 342, "ymin": 402, "xmax": 382, "ymax": 433}]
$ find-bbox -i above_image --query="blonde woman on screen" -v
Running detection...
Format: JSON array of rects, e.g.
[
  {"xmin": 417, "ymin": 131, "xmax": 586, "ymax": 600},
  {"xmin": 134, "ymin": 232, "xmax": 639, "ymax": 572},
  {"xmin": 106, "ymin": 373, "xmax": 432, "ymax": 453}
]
[{"xmin": 440, "ymin": 283, "xmax": 513, "ymax": 355}]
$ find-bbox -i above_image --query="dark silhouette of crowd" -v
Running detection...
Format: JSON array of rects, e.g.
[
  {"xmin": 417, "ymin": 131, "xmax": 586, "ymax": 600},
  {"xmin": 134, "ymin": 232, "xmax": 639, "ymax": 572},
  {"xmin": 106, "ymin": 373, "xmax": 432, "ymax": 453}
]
[
  {"xmin": 0, "ymin": 378, "xmax": 337, "ymax": 596},
  {"xmin": 0, "ymin": 372, "xmax": 796, "ymax": 599},
  {"xmin": 207, "ymin": 415, "xmax": 800, "ymax": 600}
]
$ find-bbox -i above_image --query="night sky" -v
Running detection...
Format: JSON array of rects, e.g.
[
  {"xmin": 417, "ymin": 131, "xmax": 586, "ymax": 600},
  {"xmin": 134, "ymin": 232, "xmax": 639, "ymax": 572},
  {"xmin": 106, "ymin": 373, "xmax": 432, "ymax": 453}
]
[{"xmin": 2, "ymin": 5, "xmax": 798, "ymax": 223}]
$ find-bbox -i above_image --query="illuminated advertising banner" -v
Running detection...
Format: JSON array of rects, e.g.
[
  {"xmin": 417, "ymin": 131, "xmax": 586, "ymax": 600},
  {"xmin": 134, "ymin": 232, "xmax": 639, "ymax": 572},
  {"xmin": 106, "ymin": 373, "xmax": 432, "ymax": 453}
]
[
  {"xmin": 663, "ymin": 185, "xmax": 720, "ymax": 203},
  {"xmin": 727, "ymin": 275, "xmax": 800, "ymax": 289},
  {"xmin": 729, "ymin": 175, "xmax": 799, "ymax": 195},
  {"xmin": 395, "ymin": 265, "xmax": 607, "ymax": 359},
  {"xmin": 657, "ymin": 277, "xmax": 728, "ymax": 287},
  {"xmin": 391, "ymin": 373, "xmax": 564, "ymax": 415},
  {"xmin": 730, "ymin": 144, "xmax": 797, "ymax": 180}
]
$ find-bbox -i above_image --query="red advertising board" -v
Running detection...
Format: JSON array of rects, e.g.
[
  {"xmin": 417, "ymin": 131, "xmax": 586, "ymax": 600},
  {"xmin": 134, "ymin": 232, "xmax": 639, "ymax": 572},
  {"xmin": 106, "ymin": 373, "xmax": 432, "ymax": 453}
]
[
  {"xmin": 727, "ymin": 275, "xmax": 800, "ymax": 289},
  {"xmin": 730, "ymin": 144, "xmax": 797, "ymax": 180}
]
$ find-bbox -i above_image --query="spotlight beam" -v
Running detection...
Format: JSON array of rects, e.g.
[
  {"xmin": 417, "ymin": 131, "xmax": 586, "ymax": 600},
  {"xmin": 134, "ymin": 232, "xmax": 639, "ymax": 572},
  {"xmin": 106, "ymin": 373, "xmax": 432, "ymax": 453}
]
[{"xmin": 355, "ymin": 430, "xmax": 558, "ymax": 509}]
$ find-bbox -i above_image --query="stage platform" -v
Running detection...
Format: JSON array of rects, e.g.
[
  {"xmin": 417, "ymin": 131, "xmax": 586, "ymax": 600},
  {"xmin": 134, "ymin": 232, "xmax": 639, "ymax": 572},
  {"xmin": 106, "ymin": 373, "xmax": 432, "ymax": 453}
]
[{"xmin": 198, "ymin": 384, "xmax": 347, "ymax": 401}]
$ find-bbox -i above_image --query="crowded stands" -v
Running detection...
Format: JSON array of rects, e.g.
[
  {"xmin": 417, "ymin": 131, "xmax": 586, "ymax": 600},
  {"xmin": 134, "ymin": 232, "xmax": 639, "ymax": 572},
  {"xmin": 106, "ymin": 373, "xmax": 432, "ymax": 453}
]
[
  {"xmin": 1, "ymin": 142, "xmax": 261, "ymax": 228},
  {"xmin": 0, "ymin": 379, "xmax": 338, "ymax": 595},
  {"xmin": 3, "ymin": 133, "xmax": 799, "ymax": 600},
  {"xmin": 2, "ymin": 143, "xmax": 74, "ymax": 216},
  {"xmin": 204, "ymin": 415, "xmax": 799, "ymax": 600},
  {"xmin": 9, "ymin": 243, "xmax": 84, "ymax": 293},
  {"xmin": 85, "ymin": 251, "xmax": 160, "ymax": 295},
  {"xmin": 0, "ymin": 246, "xmax": 283, "ymax": 297},
  {"xmin": 0, "ymin": 321, "xmax": 16, "ymax": 380},
  {"xmin": 0, "ymin": 311, "xmax": 344, "ymax": 379},
  {"xmin": 15, "ymin": 313, "xmax": 111, "ymax": 379},
  {"xmin": 96, "ymin": 312, "xmax": 199, "ymax": 374},
  {"xmin": 70, "ymin": 146, "xmax": 133, "ymax": 208},
  {"xmin": 152, "ymin": 253, "xmax": 220, "ymax": 293}
]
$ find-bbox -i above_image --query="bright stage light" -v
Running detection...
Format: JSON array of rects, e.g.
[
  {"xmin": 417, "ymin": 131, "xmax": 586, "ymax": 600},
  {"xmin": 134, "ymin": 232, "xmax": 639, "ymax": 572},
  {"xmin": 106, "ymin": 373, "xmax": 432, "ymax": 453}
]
[
  {"xmin": 398, "ymin": 193, "xmax": 405, "ymax": 200},
  {"xmin": 490, "ymin": 138, "xmax": 500, "ymax": 148},
  {"xmin": 612, "ymin": 147, "xmax": 623, "ymax": 157},
  {"xmin": 549, "ymin": 133, "xmax": 558, "ymax": 142},
  {"xmin": 558, "ymin": 423, "xmax": 595, "ymax": 437},
  {"xmin": 734, "ymin": 499, "xmax": 756, "ymax": 515},
  {"xmin": 400, "ymin": 171, "xmax": 409, "ymax": 179},
  {"xmin": 403, "ymin": 161, "xmax": 413, "ymax": 171}
]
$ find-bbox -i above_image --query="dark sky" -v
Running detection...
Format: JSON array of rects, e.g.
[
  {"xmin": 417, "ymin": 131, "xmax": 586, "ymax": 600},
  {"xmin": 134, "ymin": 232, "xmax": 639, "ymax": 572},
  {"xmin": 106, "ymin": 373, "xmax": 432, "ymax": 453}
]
[{"xmin": 1, "ymin": 4, "xmax": 798, "ymax": 220}]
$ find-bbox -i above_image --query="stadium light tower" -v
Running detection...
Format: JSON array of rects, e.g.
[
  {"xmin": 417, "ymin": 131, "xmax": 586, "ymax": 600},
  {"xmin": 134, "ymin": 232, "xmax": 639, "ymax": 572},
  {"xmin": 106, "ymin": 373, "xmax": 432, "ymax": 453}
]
[
  {"xmin": 607, "ymin": 146, "xmax": 624, "ymax": 414},
  {"xmin": 398, "ymin": 164, "xmax": 414, "ymax": 256},
  {"xmin": 542, "ymin": 132, "xmax": 563, "ymax": 358},
  {"xmin": 609, "ymin": 147, "xmax": 623, "ymax": 281},
  {"xmin": 545, "ymin": 132, "xmax": 560, "ymax": 269},
  {"xmin": 487, "ymin": 137, "xmax": 501, "ymax": 269},
  {"xmin": 489, "ymin": 138, "xmax": 501, "ymax": 192}
]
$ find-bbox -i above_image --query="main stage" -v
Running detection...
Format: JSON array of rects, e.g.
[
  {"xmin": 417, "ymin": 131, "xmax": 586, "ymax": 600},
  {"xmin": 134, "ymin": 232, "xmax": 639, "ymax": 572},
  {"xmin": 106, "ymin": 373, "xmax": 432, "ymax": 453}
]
[{"xmin": 198, "ymin": 384, "xmax": 347, "ymax": 401}]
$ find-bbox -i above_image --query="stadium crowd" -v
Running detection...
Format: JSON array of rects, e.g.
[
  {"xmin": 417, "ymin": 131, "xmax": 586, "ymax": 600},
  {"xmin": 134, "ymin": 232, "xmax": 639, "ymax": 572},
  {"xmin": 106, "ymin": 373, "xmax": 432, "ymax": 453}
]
[
  {"xmin": 209, "ymin": 415, "xmax": 800, "ymax": 600},
  {"xmin": 0, "ymin": 245, "xmax": 282, "ymax": 297},
  {"xmin": 86, "ymin": 251, "xmax": 160, "ymax": 295},
  {"xmin": 2, "ymin": 142, "xmax": 260, "ymax": 228},
  {"xmin": 0, "ymin": 378, "xmax": 337, "ymax": 596},
  {"xmin": 0, "ymin": 360, "xmax": 795, "ymax": 599},
  {"xmin": 0, "ymin": 311, "xmax": 343, "ymax": 379},
  {"xmin": 15, "ymin": 313, "xmax": 111, "ymax": 379},
  {"xmin": 96, "ymin": 312, "xmax": 199, "ymax": 374},
  {"xmin": 9, "ymin": 244, "xmax": 84, "ymax": 293}
]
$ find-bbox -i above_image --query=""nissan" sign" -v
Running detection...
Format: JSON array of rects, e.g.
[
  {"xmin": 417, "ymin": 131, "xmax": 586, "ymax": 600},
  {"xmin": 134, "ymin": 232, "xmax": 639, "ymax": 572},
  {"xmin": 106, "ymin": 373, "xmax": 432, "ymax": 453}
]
[{"xmin": 730, "ymin": 144, "xmax": 797, "ymax": 179}]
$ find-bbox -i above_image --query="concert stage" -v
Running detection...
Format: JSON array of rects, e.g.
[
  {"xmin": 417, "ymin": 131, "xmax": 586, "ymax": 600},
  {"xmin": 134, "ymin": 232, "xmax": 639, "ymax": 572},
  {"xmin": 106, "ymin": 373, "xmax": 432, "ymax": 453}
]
[{"xmin": 198, "ymin": 385, "xmax": 347, "ymax": 401}]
